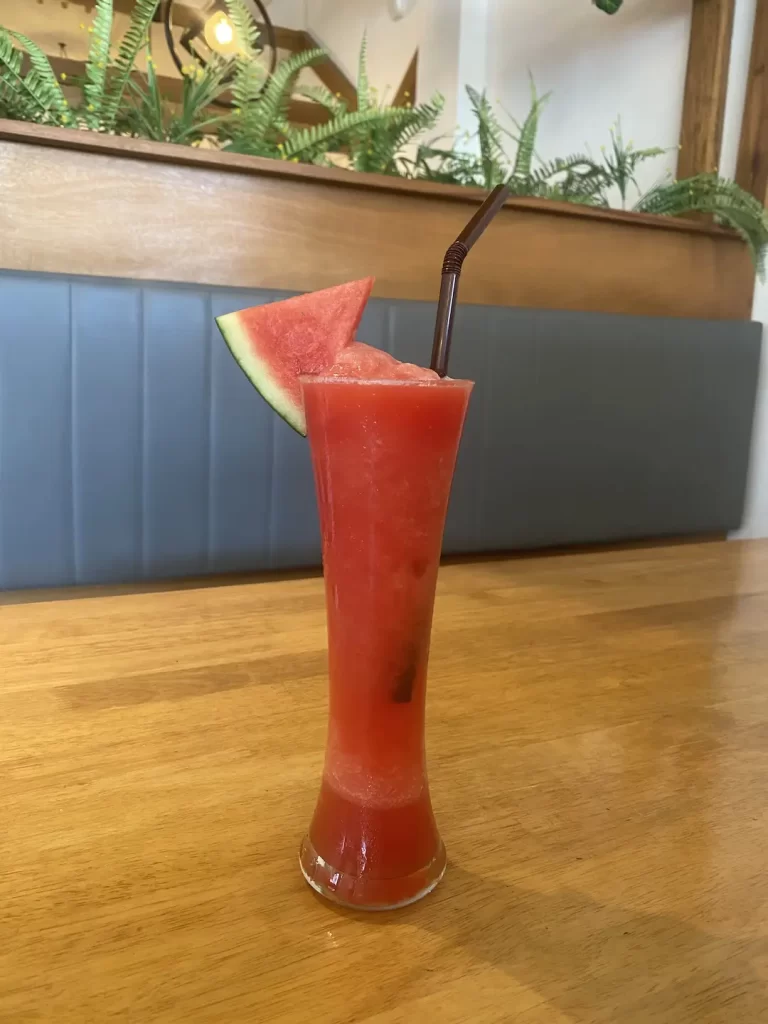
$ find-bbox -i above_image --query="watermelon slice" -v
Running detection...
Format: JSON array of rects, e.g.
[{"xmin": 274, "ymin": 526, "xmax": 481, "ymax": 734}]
[{"xmin": 216, "ymin": 278, "xmax": 436, "ymax": 435}]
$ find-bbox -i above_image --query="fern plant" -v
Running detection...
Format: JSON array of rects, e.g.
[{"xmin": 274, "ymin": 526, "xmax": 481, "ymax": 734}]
[
  {"xmin": 412, "ymin": 86, "xmax": 512, "ymax": 189},
  {"xmin": 79, "ymin": 0, "xmax": 113, "ymax": 129},
  {"xmin": 0, "ymin": 28, "xmax": 71, "ymax": 125},
  {"xmin": 281, "ymin": 104, "xmax": 415, "ymax": 164},
  {"xmin": 463, "ymin": 85, "xmax": 509, "ymax": 188},
  {"xmin": 224, "ymin": 36, "xmax": 423, "ymax": 168},
  {"xmin": 100, "ymin": 0, "xmax": 161, "ymax": 130},
  {"xmin": 634, "ymin": 173, "xmax": 768, "ymax": 276},
  {"xmin": 413, "ymin": 84, "xmax": 600, "ymax": 203},
  {"xmin": 412, "ymin": 90, "xmax": 505, "ymax": 189},
  {"xmin": 596, "ymin": 121, "xmax": 665, "ymax": 207},
  {"xmin": 224, "ymin": 47, "xmax": 326, "ymax": 157},
  {"xmin": 119, "ymin": 50, "xmax": 232, "ymax": 145},
  {"xmin": 339, "ymin": 36, "xmax": 445, "ymax": 176},
  {"xmin": 0, "ymin": 0, "xmax": 159, "ymax": 131},
  {"xmin": 507, "ymin": 81, "xmax": 551, "ymax": 187}
]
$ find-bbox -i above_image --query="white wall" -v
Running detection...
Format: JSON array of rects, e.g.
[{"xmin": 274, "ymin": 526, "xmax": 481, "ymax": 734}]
[
  {"xmin": 305, "ymin": 0, "xmax": 428, "ymax": 105},
  {"xmin": 721, "ymin": 0, "xmax": 768, "ymax": 539},
  {"xmin": 484, "ymin": 0, "xmax": 691, "ymax": 200},
  {"xmin": 739, "ymin": 285, "xmax": 768, "ymax": 538}
]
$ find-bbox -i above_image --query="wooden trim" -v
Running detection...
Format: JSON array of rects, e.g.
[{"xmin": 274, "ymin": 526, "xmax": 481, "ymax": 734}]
[
  {"xmin": 0, "ymin": 119, "xmax": 744, "ymax": 240},
  {"xmin": 736, "ymin": 0, "xmax": 768, "ymax": 203},
  {"xmin": 678, "ymin": 0, "xmax": 735, "ymax": 178},
  {"xmin": 259, "ymin": 24, "xmax": 308, "ymax": 53},
  {"xmin": 393, "ymin": 51, "xmax": 418, "ymax": 108},
  {"xmin": 0, "ymin": 121, "xmax": 753, "ymax": 319}
]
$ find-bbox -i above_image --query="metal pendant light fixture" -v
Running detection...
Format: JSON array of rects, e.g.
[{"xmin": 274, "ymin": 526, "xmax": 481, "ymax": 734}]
[{"xmin": 162, "ymin": 0, "xmax": 277, "ymax": 95}]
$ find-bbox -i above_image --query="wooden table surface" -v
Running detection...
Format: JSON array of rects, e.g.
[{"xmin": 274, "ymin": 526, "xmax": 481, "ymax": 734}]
[{"xmin": 2, "ymin": 541, "xmax": 768, "ymax": 1023}]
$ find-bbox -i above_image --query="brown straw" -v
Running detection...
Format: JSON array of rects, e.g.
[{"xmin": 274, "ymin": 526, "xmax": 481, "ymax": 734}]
[{"xmin": 430, "ymin": 183, "xmax": 511, "ymax": 376}]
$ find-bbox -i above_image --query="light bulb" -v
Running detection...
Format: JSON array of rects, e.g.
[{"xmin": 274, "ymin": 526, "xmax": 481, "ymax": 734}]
[
  {"xmin": 203, "ymin": 11, "xmax": 238, "ymax": 55},
  {"xmin": 214, "ymin": 18, "xmax": 233, "ymax": 45}
]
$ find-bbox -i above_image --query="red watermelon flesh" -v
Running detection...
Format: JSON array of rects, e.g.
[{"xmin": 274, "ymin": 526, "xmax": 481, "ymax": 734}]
[
  {"xmin": 215, "ymin": 278, "xmax": 374, "ymax": 434},
  {"xmin": 327, "ymin": 343, "xmax": 438, "ymax": 382},
  {"xmin": 216, "ymin": 277, "xmax": 436, "ymax": 435}
]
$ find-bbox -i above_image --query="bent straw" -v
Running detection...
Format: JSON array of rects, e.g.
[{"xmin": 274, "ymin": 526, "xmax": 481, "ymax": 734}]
[{"xmin": 430, "ymin": 183, "xmax": 511, "ymax": 376}]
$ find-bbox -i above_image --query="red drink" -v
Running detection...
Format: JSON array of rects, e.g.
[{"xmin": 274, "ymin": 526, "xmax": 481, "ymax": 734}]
[{"xmin": 299, "ymin": 377, "xmax": 472, "ymax": 909}]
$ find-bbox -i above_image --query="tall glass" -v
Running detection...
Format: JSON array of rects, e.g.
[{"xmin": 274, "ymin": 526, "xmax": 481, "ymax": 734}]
[{"xmin": 298, "ymin": 376, "xmax": 473, "ymax": 910}]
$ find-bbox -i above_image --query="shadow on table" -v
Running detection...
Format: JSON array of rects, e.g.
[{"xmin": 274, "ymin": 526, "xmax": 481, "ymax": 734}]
[{"xmin": 334, "ymin": 862, "xmax": 768, "ymax": 1024}]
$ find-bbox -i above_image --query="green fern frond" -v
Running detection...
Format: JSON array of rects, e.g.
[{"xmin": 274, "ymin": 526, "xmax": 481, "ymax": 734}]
[
  {"xmin": 283, "ymin": 106, "xmax": 411, "ymax": 160},
  {"xmin": 531, "ymin": 181, "xmax": 604, "ymax": 205},
  {"xmin": 510, "ymin": 80, "xmax": 550, "ymax": 181},
  {"xmin": 8, "ymin": 30, "xmax": 68, "ymax": 123},
  {"xmin": 81, "ymin": 0, "xmax": 113, "ymax": 128},
  {"xmin": 101, "ymin": 0, "xmax": 159, "ymax": 130},
  {"xmin": 0, "ymin": 31, "xmax": 37, "ymax": 121},
  {"xmin": 413, "ymin": 142, "xmax": 483, "ymax": 187},
  {"xmin": 357, "ymin": 33, "xmax": 370, "ymax": 112},
  {"xmin": 355, "ymin": 94, "xmax": 444, "ymax": 174},
  {"xmin": 598, "ymin": 119, "xmax": 666, "ymax": 205},
  {"xmin": 0, "ymin": 29, "xmax": 69, "ymax": 125},
  {"xmin": 528, "ymin": 153, "xmax": 598, "ymax": 182},
  {"xmin": 634, "ymin": 173, "xmax": 768, "ymax": 276},
  {"xmin": 466, "ymin": 86, "xmax": 508, "ymax": 188},
  {"xmin": 230, "ymin": 53, "xmax": 266, "ymax": 129},
  {"xmin": 226, "ymin": 0, "xmax": 261, "ymax": 54},
  {"xmin": 294, "ymin": 83, "xmax": 347, "ymax": 115},
  {"xmin": 230, "ymin": 47, "xmax": 325, "ymax": 155},
  {"xmin": 390, "ymin": 95, "xmax": 444, "ymax": 151},
  {"xmin": 525, "ymin": 153, "xmax": 608, "ymax": 202}
]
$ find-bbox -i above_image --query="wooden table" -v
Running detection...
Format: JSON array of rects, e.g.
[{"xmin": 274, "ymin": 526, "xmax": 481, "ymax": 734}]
[{"xmin": 2, "ymin": 541, "xmax": 768, "ymax": 1023}]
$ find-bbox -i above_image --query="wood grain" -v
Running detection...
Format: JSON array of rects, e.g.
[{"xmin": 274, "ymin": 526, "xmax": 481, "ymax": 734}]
[
  {"xmin": 736, "ymin": 0, "xmax": 768, "ymax": 204},
  {"xmin": 678, "ymin": 0, "xmax": 735, "ymax": 178},
  {"xmin": 0, "ymin": 121, "xmax": 754, "ymax": 317},
  {"xmin": 2, "ymin": 540, "xmax": 768, "ymax": 1022}
]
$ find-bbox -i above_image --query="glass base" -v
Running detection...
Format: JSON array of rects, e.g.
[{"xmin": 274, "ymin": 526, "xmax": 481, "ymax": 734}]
[{"xmin": 299, "ymin": 834, "xmax": 447, "ymax": 911}]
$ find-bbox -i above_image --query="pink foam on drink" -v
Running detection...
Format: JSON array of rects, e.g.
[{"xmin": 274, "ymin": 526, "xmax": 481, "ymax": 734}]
[
  {"xmin": 323, "ymin": 722, "xmax": 426, "ymax": 807},
  {"xmin": 327, "ymin": 343, "xmax": 440, "ymax": 381},
  {"xmin": 323, "ymin": 755, "xmax": 426, "ymax": 808}
]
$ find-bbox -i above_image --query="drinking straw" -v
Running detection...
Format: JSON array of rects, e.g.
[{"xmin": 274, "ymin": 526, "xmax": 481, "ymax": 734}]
[{"xmin": 430, "ymin": 183, "xmax": 511, "ymax": 376}]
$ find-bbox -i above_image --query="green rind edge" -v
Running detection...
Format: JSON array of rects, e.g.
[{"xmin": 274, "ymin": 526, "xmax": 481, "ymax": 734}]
[{"xmin": 215, "ymin": 312, "xmax": 307, "ymax": 436}]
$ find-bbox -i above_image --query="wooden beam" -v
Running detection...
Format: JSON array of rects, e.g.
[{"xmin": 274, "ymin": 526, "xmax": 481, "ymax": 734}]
[
  {"xmin": 678, "ymin": 0, "xmax": 735, "ymax": 178},
  {"xmin": 254, "ymin": 23, "xmax": 307, "ymax": 53},
  {"xmin": 736, "ymin": 0, "xmax": 768, "ymax": 203},
  {"xmin": 299, "ymin": 30, "xmax": 357, "ymax": 111},
  {"xmin": 257, "ymin": 24, "xmax": 358, "ymax": 110},
  {"xmin": 66, "ymin": 0, "xmax": 201, "ymax": 28},
  {"xmin": 393, "ymin": 51, "xmax": 417, "ymax": 108}
]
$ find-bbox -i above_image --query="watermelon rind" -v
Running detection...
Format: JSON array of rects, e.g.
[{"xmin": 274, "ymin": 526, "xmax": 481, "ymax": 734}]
[
  {"xmin": 215, "ymin": 278, "xmax": 374, "ymax": 436},
  {"xmin": 216, "ymin": 310, "xmax": 307, "ymax": 434}
]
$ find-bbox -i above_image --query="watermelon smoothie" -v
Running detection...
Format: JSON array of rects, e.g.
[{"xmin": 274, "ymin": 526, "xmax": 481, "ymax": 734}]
[{"xmin": 299, "ymin": 376, "xmax": 472, "ymax": 909}]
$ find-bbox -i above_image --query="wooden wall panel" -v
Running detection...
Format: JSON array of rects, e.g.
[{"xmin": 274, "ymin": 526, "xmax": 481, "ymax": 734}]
[
  {"xmin": 736, "ymin": 0, "xmax": 768, "ymax": 204},
  {"xmin": 678, "ymin": 0, "xmax": 735, "ymax": 179},
  {"xmin": 0, "ymin": 120, "xmax": 754, "ymax": 320}
]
